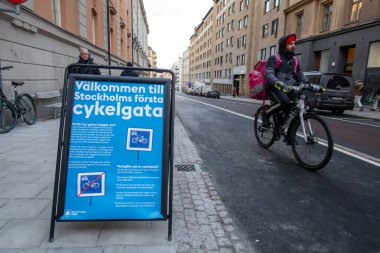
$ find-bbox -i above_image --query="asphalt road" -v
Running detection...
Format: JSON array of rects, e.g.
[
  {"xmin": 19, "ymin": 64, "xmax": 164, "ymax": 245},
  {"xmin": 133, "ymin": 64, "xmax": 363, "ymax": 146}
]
[{"xmin": 175, "ymin": 94, "xmax": 380, "ymax": 253}]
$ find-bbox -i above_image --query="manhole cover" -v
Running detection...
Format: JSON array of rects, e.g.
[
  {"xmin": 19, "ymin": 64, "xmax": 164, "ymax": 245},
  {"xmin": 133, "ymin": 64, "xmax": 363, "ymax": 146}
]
[{"xmin": 175, "ymin": 164, "xmax": 196, "ymax": 172}]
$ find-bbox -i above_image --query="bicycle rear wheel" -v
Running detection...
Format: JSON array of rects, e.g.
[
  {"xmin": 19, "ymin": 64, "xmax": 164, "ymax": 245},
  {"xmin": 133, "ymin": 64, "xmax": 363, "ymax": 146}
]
[
  {"xmin": 0, "ymin": 97, "xmax": 17, "ymax": 134},
  {"xmin": 254, "ymin": 105, "xmax": 276, "ymax": 148},
  {"xmin": 18, "ymin": 94, "xmax": 36, "ymax": 125},
  {"xmin": 290, "ymin": 113, "xmax": 333, "ymax": 170}
]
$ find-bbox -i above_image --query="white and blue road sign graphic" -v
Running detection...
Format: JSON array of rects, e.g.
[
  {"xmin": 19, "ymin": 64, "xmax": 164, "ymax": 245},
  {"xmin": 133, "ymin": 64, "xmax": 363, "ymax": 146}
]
[
  {"xmin": 126, "ymin": 128, "xmax": 153, "ymax": 151},
  {"xmin": 77, "ymin": 172, "xmax": 105, "ymax": 197}
]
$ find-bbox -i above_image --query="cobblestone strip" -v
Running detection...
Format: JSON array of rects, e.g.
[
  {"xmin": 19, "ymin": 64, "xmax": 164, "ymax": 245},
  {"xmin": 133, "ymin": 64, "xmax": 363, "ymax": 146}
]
[{"xmin": 173, "ymin": 116, "xmax": 254, "ymax": 253}]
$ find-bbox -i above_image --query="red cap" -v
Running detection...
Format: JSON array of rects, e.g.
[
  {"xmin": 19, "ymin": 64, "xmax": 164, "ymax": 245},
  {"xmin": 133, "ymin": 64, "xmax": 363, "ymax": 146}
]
[{"xmin": 285, "ymin": 35, "xmax": 296, "ymax": 46}]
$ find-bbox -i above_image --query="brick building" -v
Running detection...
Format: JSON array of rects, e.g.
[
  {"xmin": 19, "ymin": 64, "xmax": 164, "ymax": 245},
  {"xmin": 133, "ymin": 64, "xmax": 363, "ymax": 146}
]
[{"xmin": 0, "ymin": 0, "xmax": 150, "ymax": 118}]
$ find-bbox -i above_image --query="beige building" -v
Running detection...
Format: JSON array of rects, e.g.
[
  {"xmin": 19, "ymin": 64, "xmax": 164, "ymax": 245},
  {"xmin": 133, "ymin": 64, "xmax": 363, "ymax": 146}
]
[
  {"xmin": 250, "ymin": 0, "xmax": 286, "ymax": 62},
  {"xmin": 189, "ymin": 7, "xmax": 213, "ymax": 87},
  {"xmin": 181, "ymin": 47, "xmax": 190, "ymax": 90},
  {"xmin": 284, "ymin": 0, "xmax": 380, "ymax": 93},
  {"xmin": 147, "ymin": 46, "xmax": 157, "ymax": 77}
]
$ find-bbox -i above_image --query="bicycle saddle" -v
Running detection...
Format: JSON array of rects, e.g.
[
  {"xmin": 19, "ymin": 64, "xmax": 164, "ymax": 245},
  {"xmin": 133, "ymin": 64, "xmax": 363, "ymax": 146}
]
[{"xmin": 11, "ymin": 81, "xmax": 24, "ymax": 86}]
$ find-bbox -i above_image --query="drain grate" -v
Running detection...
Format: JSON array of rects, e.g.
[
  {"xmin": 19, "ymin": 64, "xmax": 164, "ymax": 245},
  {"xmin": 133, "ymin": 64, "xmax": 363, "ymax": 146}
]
[{"xmin": 175, "ymin": 164, "xmax": 196, "ymax": 172}]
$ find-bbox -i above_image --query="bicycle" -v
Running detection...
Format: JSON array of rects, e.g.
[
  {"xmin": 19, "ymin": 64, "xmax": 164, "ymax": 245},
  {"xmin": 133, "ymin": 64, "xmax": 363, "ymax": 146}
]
[
  {"xmin": 254, "ymin": 83, "xmax": 334, "ymax": 171},
  {"xmin": 0, "ymin": 66, "xmax": 37, "ymax": 134}
]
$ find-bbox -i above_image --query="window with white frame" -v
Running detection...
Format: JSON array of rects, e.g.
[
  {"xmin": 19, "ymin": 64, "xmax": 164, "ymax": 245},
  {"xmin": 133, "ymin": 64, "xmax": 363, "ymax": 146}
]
[
  {"xmin": 240, "ymin": 1, "xmax": 244, "ymax": 11},
  {"xmin": 262, "ymin": 23, "xmax": 269, "ymax": 38},
  {"xmin": 350, "ymin": 0, "xmax": 362, "ymax": 22},
  {"xmin": 270, "ymin": 45, "xmax": 276, "ymax": 56},
  {"xmin": 242, "ymin": 35, "xmax": 247, "ymax": 47},
  {"xmin": 274, "ymin": 0, "xmax": 280, "ymax": 8},
  {"xmin": 264, "ymin": 0, "xmax": 270, "ymax": 14},
  {"xmin": 245, "ymin": 0, "xmax": 249, "ymax": 7},
  {"xmin": 244, "ymin": 16, "xmax": 248, "ymax": 28},
  {"xmin": 236, "ymin": 55, "xmax": 241, "ymax": 65},
  {"xmin": 239, "ymin": 19, "xmax": 243, "ymax": 30}
]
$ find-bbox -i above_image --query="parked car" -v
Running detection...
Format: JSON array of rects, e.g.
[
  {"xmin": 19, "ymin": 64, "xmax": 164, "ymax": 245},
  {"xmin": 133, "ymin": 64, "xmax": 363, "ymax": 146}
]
[
  {"xmin": 304, "ymin": 72, "xmax": 354, "ymax": 115},
  {"xmin": 201, "ymin": 85, "xmax": 212, "ymax": 96},
  {"xmin": 205, "ymin": 88, "xmax": 220, "ymax": 98},
  {"xmin": 194, "ymin": 82, "xmax": 206, "ymax": 96},
  {"xmin": 186, "ymin": 87, "xmax": 195, "ymax": 95}
]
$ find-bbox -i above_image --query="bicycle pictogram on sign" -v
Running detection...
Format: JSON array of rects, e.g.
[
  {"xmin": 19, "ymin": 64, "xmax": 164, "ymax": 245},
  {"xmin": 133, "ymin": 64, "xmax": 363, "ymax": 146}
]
[
  {"xmin": 126, "ymin": 128, "xmax": 153, "ymax": 151},
  {"xmin": 77, "ymin": 172, "xmax": 105, "ymax": 197}
]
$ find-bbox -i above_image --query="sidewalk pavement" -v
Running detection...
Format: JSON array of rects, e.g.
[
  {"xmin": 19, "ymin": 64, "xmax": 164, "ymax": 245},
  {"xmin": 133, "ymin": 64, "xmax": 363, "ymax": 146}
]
[
  {"xmin": 0, "ymin": 116, "xmax": 253, "ymax": 252},
  {"xmin": 221, "ymin": 95, "xmax": 380, "ymax": 120}
]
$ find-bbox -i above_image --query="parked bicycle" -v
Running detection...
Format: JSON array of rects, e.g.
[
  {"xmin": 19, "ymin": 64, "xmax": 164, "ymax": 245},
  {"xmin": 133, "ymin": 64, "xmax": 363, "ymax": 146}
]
[
  {"xmin": 0, "ymin": 66, "xmax": 37, "ymax": 134},
  {"xmin": 254, "ymin": 83, "xmax": 334, "ymax": 170}
]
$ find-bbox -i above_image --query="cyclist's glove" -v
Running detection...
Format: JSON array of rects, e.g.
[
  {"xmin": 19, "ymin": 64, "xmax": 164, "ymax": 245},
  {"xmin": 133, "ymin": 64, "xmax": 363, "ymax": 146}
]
[{"xmin": 274, "ymin": 81, "xmax": 290, "ymax": 93}]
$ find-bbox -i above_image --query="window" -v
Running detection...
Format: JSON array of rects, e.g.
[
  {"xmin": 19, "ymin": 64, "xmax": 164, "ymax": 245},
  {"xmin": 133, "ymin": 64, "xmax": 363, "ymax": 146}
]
[
  {"xmin": 237, "ymin": 37, "xmax": 241, "ymax": 48},
  {"xmin": 236, "ymin": 55, "xmax": 241, "ymax": 65},
  {"xmin": 262, "ymin": 23, "xmax": 269, "ymax": 38},
  {"xmin": 351, "ymin": 0, "xmax": 362, "ymax": 22},
  {"xmin": 367, "ymin": 42, "xmax": 380, "ymax": 68},
  {"xmin": 231, "ymin": 20, "xmax": 234, "ymax": 30},
  {"xmin": 244, "ymin": 16, "xmax": 248, "ymax": 28},
  {"xmin": 322, "ymin": 3, "xmax": 333, "ymax": 32},
  {"xmin": 241, "ymin": 54, "xmax": 246, "ymax": 65},
  {"xmin": 260, "ymin": 48, "xmax": 267, "ymax": 60},
  {"xmin": 270, "ymin": 45, "xmax": 276, "ymax": 56},
  {"xmin": 264, "ymin": 0, "xmax": 270, "ymax": 14},
  {"xmin": 296, "ymin": 13, "xmax": 303, "ymax": 38},
  {"xmin": 239, "ymin": 19, "xmax": 243, "ymax": 30},
  {"xmin": 245, "ymin": 0, "xmax": 249, "ymax": 7},
  {"xmin": 274, "ymin": 0, "xmax": 280, "ymax": 8},
  {"xmin": 271, "ymin": 19, "xmax": 278, "ymax": 37},
  {"xmin": 240, "ymin": 1, "xmax": 244, "ymax": 11},
  {"xmin": 242, "ymin": 35, "xmax": 247, "ymax": 47}
]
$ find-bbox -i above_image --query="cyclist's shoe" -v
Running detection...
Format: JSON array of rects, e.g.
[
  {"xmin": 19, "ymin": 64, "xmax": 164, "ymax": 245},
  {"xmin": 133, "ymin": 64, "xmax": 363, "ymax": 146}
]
[{"xmin": 261, "ymin": 111, "xmax": 271, "ymax": 128}]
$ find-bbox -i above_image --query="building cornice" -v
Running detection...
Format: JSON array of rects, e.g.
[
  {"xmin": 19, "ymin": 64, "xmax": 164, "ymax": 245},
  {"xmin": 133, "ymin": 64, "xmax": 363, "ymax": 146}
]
[
  {"xmin": 284, "ymin": 0, "xmax": 314, "ymax": 14},
  {"xmin": 297, "ymin": 19, "xmax": 380, "ymax": 42}
]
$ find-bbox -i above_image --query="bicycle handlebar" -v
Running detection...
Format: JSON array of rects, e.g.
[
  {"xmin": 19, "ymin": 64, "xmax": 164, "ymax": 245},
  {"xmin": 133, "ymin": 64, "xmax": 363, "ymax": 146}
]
[
  {"xmin": 1, "ymin": 66, "xmax": 13, "ymax": 71},
  {"xmin": 291, "ymin": 83, "xmax": 326, "ymax": 93}
]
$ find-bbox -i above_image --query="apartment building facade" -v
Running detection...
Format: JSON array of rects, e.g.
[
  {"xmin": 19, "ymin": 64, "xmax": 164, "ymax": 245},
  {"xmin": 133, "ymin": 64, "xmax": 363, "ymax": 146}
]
[
  {"xmin": 189, "ymin": 8, "xmax": 213, "ymax": 87},
  {"xmin": 211, "ymin": 0, "xmax": 253, "ymax": 95},
  {"xmin": 284, "ymin": 0, "xmax": 380, "ymax": 92},
  {"xmin": 147, "ymin": 46, "xmax": 157, "ymax": 77},
  {"xmin": 187, "ymin": 0, "xmax": 379, "ymax": 97},
  {"xmin": 0, "ymin": 0, "xmax": 150, "ymax": 118},
  {"xmin": 181, "ymin": 47, "xmax": 190, "ymax": 91}
]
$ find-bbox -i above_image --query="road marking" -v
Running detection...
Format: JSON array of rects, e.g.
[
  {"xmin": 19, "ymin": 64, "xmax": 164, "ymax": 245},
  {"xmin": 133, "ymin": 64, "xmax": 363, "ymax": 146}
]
[
  {"xmin": 321, "ymin": 116, "xmax": 380, "ymax": 128},
  {"xmin": 179, "ymin": 95, "xmax": 380, "ymax": 168},
  {"xmin": 179, "ymin": 96, "xmax": 254, "ymax": 120}
]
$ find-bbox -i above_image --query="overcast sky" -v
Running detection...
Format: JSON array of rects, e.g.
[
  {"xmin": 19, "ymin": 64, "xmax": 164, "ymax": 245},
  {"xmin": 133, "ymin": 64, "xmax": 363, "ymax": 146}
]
[{"xmin": 144, "ymin": 0, "xmax": 213, "ymax": 69}]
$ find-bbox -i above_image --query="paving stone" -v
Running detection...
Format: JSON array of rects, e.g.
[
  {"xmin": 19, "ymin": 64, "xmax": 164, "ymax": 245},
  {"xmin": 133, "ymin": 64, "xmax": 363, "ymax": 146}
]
[
  {"xmin": 0, "ymin": 219, "xmax": 49, "ymax": 248},
  {"xmin": 217, "ymin": 237, "xmax": 232, "ymax": 247},
  {"xmin": 0, "ymin": 199, "xmax": 50, "ymax": 219}
]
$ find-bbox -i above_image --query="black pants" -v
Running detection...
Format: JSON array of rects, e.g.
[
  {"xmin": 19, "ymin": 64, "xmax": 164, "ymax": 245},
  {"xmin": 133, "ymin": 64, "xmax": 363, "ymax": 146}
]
[{"xmin": 265, "ymin": 88, "xmax": 291, "ymax": 116}]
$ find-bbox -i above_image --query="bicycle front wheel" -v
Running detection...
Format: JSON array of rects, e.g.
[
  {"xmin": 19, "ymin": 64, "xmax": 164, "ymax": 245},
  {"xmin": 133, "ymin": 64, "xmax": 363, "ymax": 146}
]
[
  {"xmin": 254, "ymin": 105, "xmax": 276, "ymax": 148},
  {"xmin": 290, "ymin": 113, "xmax": 333, "ymax": 170},
  {"xmin": 18, "ymin": 94, "xmax": 36, "ymax": 125},
  {"xmin": 0, "ymin": 97, "xmax": 17, "ymax": 134}
]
